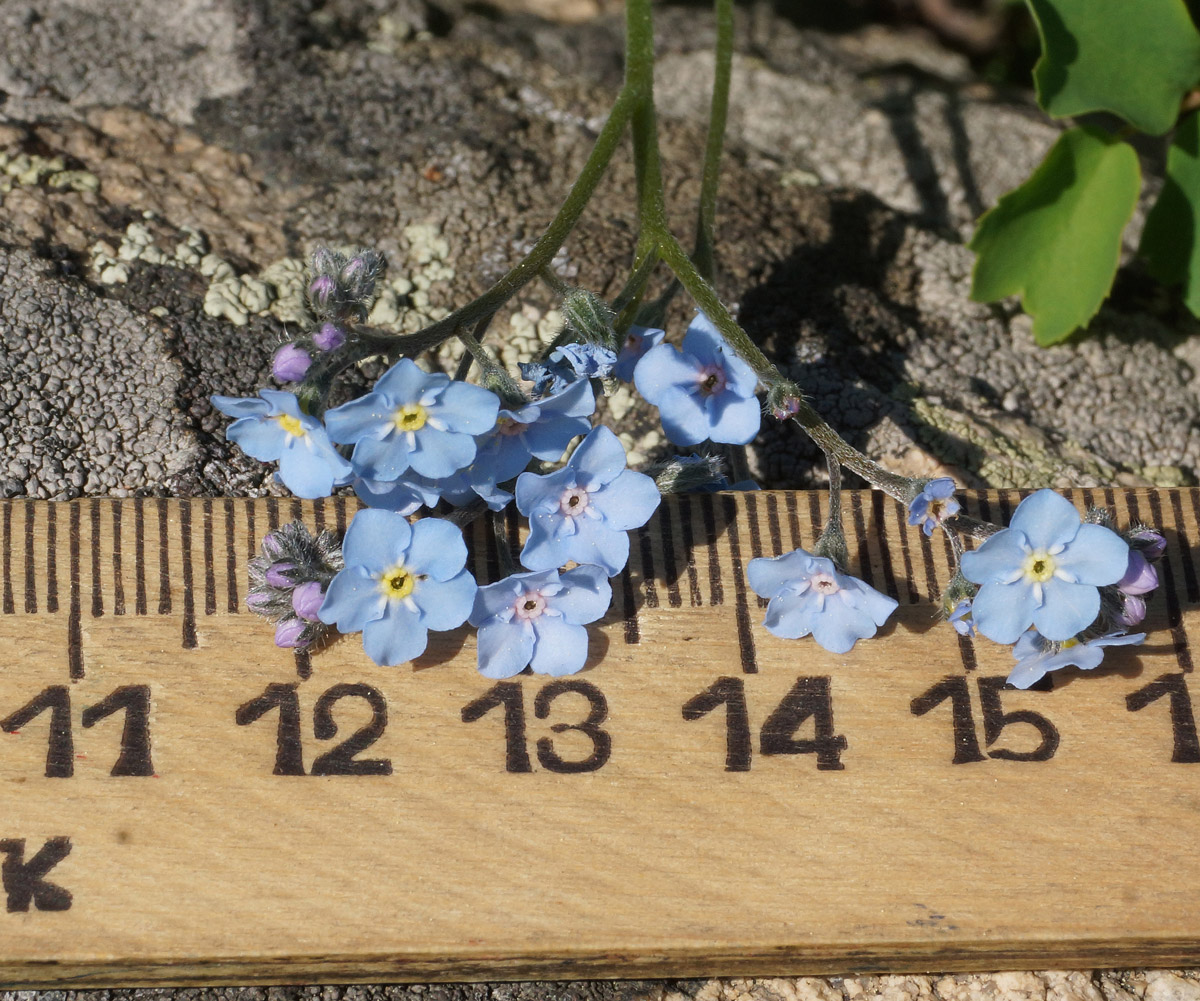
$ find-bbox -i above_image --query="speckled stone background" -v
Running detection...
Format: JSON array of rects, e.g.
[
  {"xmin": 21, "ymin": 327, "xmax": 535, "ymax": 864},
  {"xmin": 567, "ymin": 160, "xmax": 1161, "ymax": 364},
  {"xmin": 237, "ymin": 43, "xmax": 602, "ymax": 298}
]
[{"xmin": 1, "ymin": 0, "xmax": 1198, "ymax": 995}]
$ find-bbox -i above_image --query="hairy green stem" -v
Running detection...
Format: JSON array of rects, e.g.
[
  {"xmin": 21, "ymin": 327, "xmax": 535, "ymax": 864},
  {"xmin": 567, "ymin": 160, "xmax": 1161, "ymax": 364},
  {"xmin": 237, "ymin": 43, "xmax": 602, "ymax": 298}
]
[{"xmin": 693, "ymin": 0, "xmax": 734, "ymax": 283}]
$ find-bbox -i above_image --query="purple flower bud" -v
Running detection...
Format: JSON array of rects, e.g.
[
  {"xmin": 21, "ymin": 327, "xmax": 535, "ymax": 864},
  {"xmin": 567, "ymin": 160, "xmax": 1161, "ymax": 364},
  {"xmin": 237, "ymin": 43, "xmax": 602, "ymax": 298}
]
[
  {"xmin": 313, "ymin": 322, "xmax": 346, "ymax": 352},
  {"xmin": 311, "ymin": 247, "xmax": 337, "ymax": 276},
  {"xmin": 292, "ymin": 580, "xmax": 325, "ymax": 622},
  {"xmin": 1130, "ymin": 528, "xmax": 1167, "ymax": 561},
  {"xmin": 309, "ymin": 274, "xmax": 335, "ymax": 306},
  {"xmin": 265, "ymin": 561, "xmax": 296, "ymax": 588},
  {"xmin": 272, "ymin": 344, "xmax": 312, "ymax": 383},
  {"xmin": 246, "ymin": 591, "xmax": 271, "ymax": 611},
  {"xmin": 261, "ymin": 531, "xmax": 284, "ymax": 557},
  {"xmin": 341, "ymin": 256, "xmax": 365, "ymax": 281},
  {"xmin": 1118, "ymin": 550, "xmax": 1159, "ymax": 595},
  {"xmin": 274, "ymin": 618, "xmax": 308, "ymax": 648},
  {"xmin": 1117, "ymin": 594, "xmax": 1147, "ymax": 628}
]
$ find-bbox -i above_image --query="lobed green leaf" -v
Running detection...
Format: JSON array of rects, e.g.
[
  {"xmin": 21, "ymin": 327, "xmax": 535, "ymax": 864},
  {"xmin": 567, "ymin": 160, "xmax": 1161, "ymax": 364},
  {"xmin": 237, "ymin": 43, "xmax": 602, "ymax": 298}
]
[
  {"xmin": 1141, "ymin": 111, "xmax": 1200, "ymax": 316},
  {"xmin": 1027, "ymin": 0, "xmax": 1200, "ymax": 135},
  {"xmin": 968, "ymin": 125, "xmax": 1141, "ymax": 346}
]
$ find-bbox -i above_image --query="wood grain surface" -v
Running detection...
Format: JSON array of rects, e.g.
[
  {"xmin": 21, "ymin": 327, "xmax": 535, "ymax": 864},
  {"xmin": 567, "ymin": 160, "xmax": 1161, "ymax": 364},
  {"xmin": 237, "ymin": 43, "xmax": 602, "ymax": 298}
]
[{"xmin": 0, "ymin": 490, "xmax": 1197, "ymax": 987}]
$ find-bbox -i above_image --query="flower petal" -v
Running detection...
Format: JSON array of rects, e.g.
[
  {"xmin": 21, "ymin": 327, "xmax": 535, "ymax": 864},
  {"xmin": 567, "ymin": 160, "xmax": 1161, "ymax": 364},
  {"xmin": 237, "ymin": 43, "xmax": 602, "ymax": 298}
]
[
  {"xmin": 1033, "ymin": 578, "xmax": 1100, "ymax": 641},
  {"xmin": 552, "ymin": 564, "xmax": 613, "ymax": 624},
  {"xmin": 211, "ymin": 394, "xmax": 270, "ymax": 419},
  {"xmin": 809, "ymin": 594, "xmax": 877, "ymax": 654},
  {"xmin": 1009, "ymin": 489, "xmax": 1082, "ymax": 551},
  {"xmin": 561, "ymin": 516, "xmax": 631, "ymax": 576},
  {"xmin": 592, "ymin": 469, "xmax": 661, "ymax": 531},
  {"xmin": 408, "ymin": 425, "xmax": 476, "ymax": 479},
  {"xmin": 960, "ymin": 529, "xmax": 1029, "ymax": 585},
  {"xmin": 373, "ymin": 357, "xmax": 441, "ymax": 403},
  {"xmin": 530, "ymin": 617, "xmax": 591, "ymax": 675},
  {"xmin": 324, "ymin": 394, "xmax": 392, "ymax": 444},
  {"xmin": 705, "ymin": 393, "xmax": 761, "ymax": 445},
  {"xmin": 277, "ymin": 438, "xmax": 340, "ymax": 498},
  {"xmin": 476, "ymin": 620, "xmax": 535, "ymax": 678},
  {"xmin": 362, "ymin": 602, "xmax": 428, "ymax": 666},
  {"xmin": 762, "ymin": 591, "xmax": 817, "ymax": 639},
  {"xmin": 319, "ymin": 566, "xmax": 387, "ymax": 633},
  {"xmin": 568, "ymin": 426, "xmax": 628, "ymax": 490},
  {"xmin": 971, "ymin": 579, "xmax": 1038, "ymax": 644},
  {"xmin": 227, "ymin": 416, "xmax": 287, "ymax": 462},
  {"xmin": 351, "ymin": 434, "xmax": 411, "ymax": 481},
  {"xmin": 412, "ymin": 570, "xmax": 477, "ymax": 630},
  {"xmin": 342, "ymin": 509, "xmax": 412, "ymax": 574},
  {"xmin": 405, "ymin": 518, "xmax": 469, "ymax": 581},
  {"xmin": 1057, "ymin": 523, "xmax": 1130, "ymax": 585}
]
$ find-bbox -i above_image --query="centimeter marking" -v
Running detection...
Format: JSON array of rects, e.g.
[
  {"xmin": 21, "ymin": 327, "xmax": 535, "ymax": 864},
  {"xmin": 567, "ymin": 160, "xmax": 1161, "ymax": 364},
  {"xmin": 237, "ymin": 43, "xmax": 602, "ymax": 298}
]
[{"xmin": 2, "ymin": 490, "xmax": 1198, "ymax": 682}]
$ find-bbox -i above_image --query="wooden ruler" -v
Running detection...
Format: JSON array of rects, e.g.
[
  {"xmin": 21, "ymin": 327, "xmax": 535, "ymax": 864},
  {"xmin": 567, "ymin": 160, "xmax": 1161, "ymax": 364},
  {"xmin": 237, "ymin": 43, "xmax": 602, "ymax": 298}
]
[{"xmin": 1, "ymin": 489, "xmax": 1198, "ymax": 987}]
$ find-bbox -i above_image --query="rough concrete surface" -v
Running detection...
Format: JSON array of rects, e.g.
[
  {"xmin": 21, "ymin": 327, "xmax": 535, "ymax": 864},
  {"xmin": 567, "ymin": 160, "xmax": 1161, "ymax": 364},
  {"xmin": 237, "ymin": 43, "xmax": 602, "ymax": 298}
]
[{"xmin": 0, "ymin": 0, "xmax": 1197, "ymax": 996}]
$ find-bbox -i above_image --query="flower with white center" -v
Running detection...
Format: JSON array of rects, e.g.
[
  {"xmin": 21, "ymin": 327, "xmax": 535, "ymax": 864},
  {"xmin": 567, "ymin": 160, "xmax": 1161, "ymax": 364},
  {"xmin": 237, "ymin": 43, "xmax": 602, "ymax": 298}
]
[
  {"xmin": 960, "ymin": 489, "xmax": 1129, "ymax": 644},
  {"xmin": 211, "ymin": 389, "xmax": 351, "ymax": 498},
  {"xmin": 907, "ymin": 478, "xmax": 961, "ymax": 537},
  {"xmin": 324, "ymin": 358, "xmax": 499, "ymax": 481},
  {"xmin": 469, "ymin": 565, "xmax": 612, "ymax": 678},
  {"xmin": 319, "ymin": 509, "xmax": 477, "ymax": 666},
  {"xmin": 1006, "ymin": 629, "xmax": 1145, "ymax": 689}
]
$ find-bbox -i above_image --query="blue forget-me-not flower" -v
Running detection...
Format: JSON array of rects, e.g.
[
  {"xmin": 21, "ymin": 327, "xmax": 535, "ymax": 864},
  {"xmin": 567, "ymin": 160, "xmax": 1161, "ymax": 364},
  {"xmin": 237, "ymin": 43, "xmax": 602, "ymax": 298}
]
[
  {"xmin": 1006, "ymin": 629, "xmax": 1145, "ymax": 689},
  {"xmin": 516, "ymin": 425, "xmax": 660, "ymax": 576},
  {"xmin": 747, "ymin": 548, "xmax": 898, "ymax": 654},
  {"xmin": 212, "ymin": 389, "xmax": 352, "ymax": 499},
  {"xmin": 633, "ymin": 311, "xmax": 761, "ymax": 446},
  {"xmin": 469, "ymin": 564, "xmax": 612, "ymax": 678},
  {"xmin": 908, "ymin": 478, "xmax": 960, "ymax": 537},
  {"xmin": 319, "ymin": 509, "xmax": 477, "ymax": 666},
  {"xmin": 324, "ymin": 358, "xmax": 499, "ymax": 481},
  {"xmin": 470, "ymin": 378, "xmax": 595, "ymax": 488},
  {"xmin": 960, "ymin": 489, "xmax": 1129, "ymax": 644}
]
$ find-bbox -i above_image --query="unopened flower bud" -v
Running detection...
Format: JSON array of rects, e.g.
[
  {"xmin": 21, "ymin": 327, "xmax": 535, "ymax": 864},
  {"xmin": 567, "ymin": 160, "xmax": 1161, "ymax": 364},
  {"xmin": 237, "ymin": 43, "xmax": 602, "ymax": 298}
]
[
  {"xmin": 274, "ymin": 618, "xmax": 308, "ymax": 648},
  {"xmin": 272, "ymin": 344, "xmax": 312, "ymax": 382},
  {"xmin": 292, "ymin": 580, "xmax": 325, "ymax": 622},
  {"xmin": 265, "ymin": 561, "xmax": 297, "ymax": 588},
  {"xmin": 562, "ymin": 289, "xmax": 617, "ymax": 348},
  {"xmin": 311, "ymin": 247, "xmax": 338, "ymax": 278},
  {"xmin": 1118, "ymin": 550, "xmax": 1158, "ymax": 595},
  {"xmin": 313, "ymin": 322, "xmax": 346, "ymax": 351},
  {"xmin": 1130, "ymin": 528, "xmax": 1167, "ymax": 561},
  {"xmin": 1117, "ymin": 594, "xmax": 1147, "ymax": 628},
  {"xmin": 308, "ymin": 274, "xmax": 335, "ymax": 308},
  {"xmin": 246, "ymin": 591, "xmax": 271, "ymax": 611}
]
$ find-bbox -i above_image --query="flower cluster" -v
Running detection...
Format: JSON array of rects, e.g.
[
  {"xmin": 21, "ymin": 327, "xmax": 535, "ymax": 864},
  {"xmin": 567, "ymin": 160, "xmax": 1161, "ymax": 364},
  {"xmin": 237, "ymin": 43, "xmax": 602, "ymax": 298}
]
[{"xmin": 211, "ymin": 246, "xmax": 1164, "ymax": 692}]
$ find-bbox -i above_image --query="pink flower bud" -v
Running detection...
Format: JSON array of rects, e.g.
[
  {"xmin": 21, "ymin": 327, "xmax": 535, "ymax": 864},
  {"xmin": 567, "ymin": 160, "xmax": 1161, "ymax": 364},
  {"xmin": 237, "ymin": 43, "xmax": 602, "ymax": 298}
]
[
  {"xmin": 274, "ymin": 618, "xmax": 308, "ymax": 648},
  {"xmin": 313, "ymin": 322, "xmax": 346, "ymax": 351},
  {"xmin": 1117, "ymin": 594, "xmax": 1147, "ymax": 628},
  {"xmin": 292, "ymin": 580, "xmax": 325, "ymax": 622},
  {"xmin": 265, "ymin": 561, "xmax": 296, "ymax": 588},
  {"xmin": 272, "ymin": 344, "xmax": 312, "ymax": 382},
  {"xmin": 1130, "ymin": 529, "xmax": 1167, "ymax": 561},
  {"xmin": 1118, "ymin": 550, "xmax": 1159, "ymax": 595},
  {"xmin": 309, "ymin": 274, "xmax": 335, "ymax": 307}
]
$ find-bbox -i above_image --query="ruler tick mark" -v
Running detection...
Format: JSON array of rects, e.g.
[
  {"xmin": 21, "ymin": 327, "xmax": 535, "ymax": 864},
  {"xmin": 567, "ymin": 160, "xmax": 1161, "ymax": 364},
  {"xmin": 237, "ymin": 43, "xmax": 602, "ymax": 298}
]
[
  {"xmin": 179, "ymin": 500, "xmax": 197, "ymax": 649},
  {"xmin": 892, "ymin": 497, "xmax": 918, "ymax": 604},
  {"xmin": 659, "ymin": 500, "xmax": 683, "ymax": 609},
  {"xmin": 721, "ymin": 495, "xmax": 758, "ymax": 674},
  {"xmin": 111, "ymin": 500, "xmax": 126, "ymax": 615},
  {"xmin": 23, "ymin": 500, "xmax": 36, "ymax": 614},
  {"xmin": 46, "ymin": 504, "xmax": 58, "ymax": 613},
  {"xmin": 699, "ymin": 495, "xmax": 723, "ymax": 607},
  {"xmin": 806, "ymin": 492, "xmax": 822, "ymax": 549},
  {"xmin": 202, "ymin": 499, "xmax": 217, "ymax": 616},
  {"xmin": 266, "ymin": 497, "xmax": 280, "ymax": 532},
  {"xmin": 68, "ymin": 504, "xmax": 82, "ymax": 680},
  {"xmin": 743, "ymin": 493, "xmax": 767, "ymax": 609},
  {"xmin": 1137, "ymin": 492, "xmax": 1192, "ymax": 673},
  {"xmin": 784, "ymin": 492, "xmax": 801, "ymax": 550},
  {"xmin": 2, "ymin": 503, "xmax": 12, "ymax": 615},
  {"xmin": 871, "ymin": 491, "xmax": 899, "ymax": 601},
  {"xmin": 89, "ymin": 500, "xmax": 103, "ymax": 619},
  {"xmin": 156, "ymin": 498, "xmax": 171, "ymax": 615},
  {"xmin": 224, "ymin": 498, "xmax": 238, "ymax": 613},
  {"xmin": 636, "ymin": 525, "xmax": 660, "ymax": 610},
  {"xmin": 134, "ymin": 497, "xmax": 147, "ymax": 615},
  {"xmin": 674, "ymin": 495, "xmax": 703, "ymax": 608},
  {"xmin": 1169, "ymin": 491, "xmax": 1198, "ymax": 604}
]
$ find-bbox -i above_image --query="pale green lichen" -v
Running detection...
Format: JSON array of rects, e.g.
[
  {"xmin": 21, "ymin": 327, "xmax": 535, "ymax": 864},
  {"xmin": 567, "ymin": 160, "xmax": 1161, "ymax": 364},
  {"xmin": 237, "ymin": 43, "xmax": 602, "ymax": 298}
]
[
  {"xmin": 904, "ymin": 391, "xmax": 1113, "ymax": 488},
  {"xmin": 0, "ymin": 151, "xmax": 99, "ymax": 193}
]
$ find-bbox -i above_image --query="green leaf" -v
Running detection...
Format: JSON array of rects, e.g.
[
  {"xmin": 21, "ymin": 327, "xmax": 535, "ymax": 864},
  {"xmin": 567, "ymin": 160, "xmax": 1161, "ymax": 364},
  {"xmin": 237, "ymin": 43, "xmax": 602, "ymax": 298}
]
[
  {"xmin": 1027, "ymin": 0, "xmax": 1200, "ymax": 135},
  {"xmin": 1141, "ymin": 111, "xmax": 1200, "ymax": 315},
  {"xmin": 968, "ymin": 126, "xmax": 1140, "ymax": 346}
]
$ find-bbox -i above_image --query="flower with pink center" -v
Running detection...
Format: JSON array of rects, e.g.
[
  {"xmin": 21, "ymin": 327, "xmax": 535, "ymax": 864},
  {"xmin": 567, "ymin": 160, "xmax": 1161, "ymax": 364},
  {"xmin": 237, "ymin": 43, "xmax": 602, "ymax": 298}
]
[
  {"xmin": 747, "ymin": 547, "xmax": 898, "ymax": 654},
  {"xmin": 515, "ymin": 425, "xmax": 660, "ymax": 576},
  {"xmin": 633, "ymin": 310, "xmax": 760, "ymax": 445},
  {"xmin": 469, "ymin": 565, "xmax": 612, "ymax": 678}
]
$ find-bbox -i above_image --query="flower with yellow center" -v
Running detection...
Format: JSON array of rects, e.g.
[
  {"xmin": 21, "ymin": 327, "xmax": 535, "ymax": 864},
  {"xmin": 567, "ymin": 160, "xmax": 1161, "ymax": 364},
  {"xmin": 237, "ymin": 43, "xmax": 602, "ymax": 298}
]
[
  {"xmin": 392, "ymin": 404, "xmax": 427, "ymax": 433},
  {"xmin": 276, "ymin": 413, "xmax": 306, "ymax": 438},
  {"xmin": 378, "ymin": 564, "xmax": 416, "ymax": 602}
]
